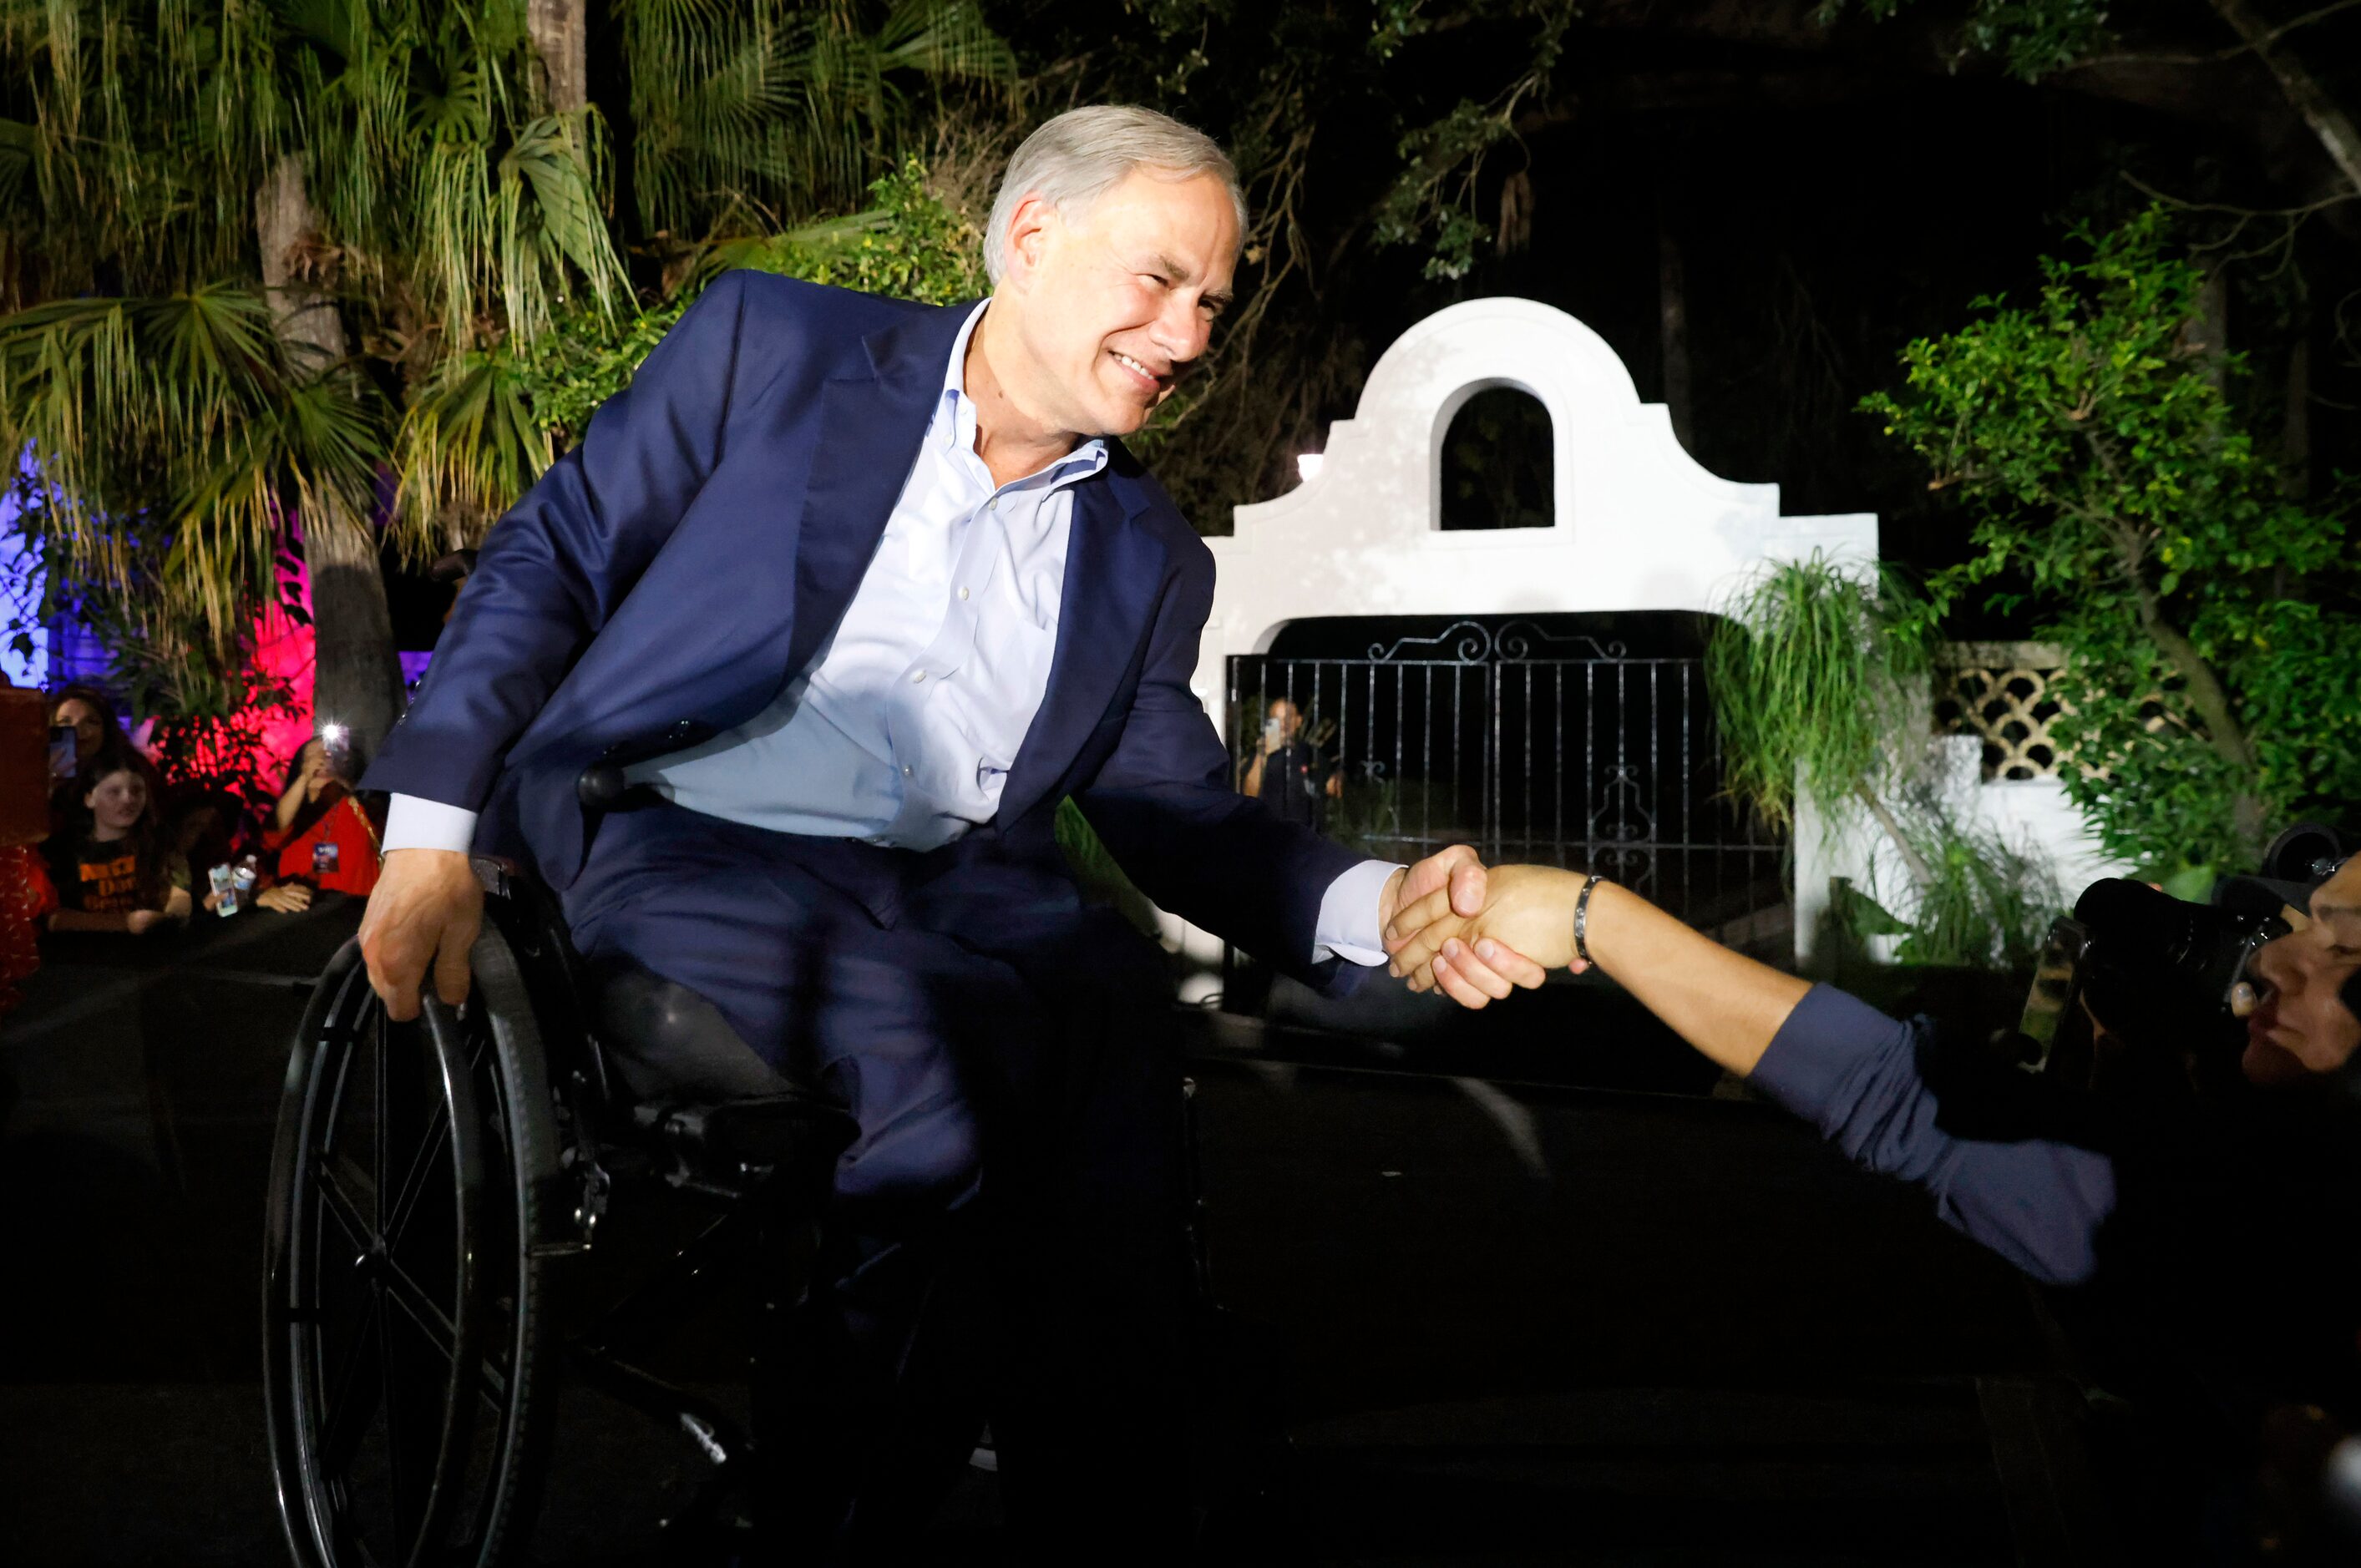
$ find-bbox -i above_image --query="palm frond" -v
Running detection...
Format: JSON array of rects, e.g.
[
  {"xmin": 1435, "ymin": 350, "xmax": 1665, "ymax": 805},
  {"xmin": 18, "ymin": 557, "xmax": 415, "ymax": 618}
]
[
  {"xmin": 388, "ymin": 344, "xmax": 552, "ymax": 564},
  {"xmin": 498, "ymin": 110, "xmax": 630, "ymax": 328},
  {"xmin": 0, "ymin": 286, "xmax": 380, "ymax": 655},
  {"xmin": 625, "ymin": 0, "xmax": 1014, "ymax": 237}
]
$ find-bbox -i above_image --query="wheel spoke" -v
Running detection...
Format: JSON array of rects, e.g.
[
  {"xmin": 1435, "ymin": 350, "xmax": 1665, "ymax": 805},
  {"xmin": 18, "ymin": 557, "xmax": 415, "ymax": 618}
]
[
  {"xmin": 316, "ymin": 1167, "xmax": 380, "ymax": 1257},
  {"xmin": 372, "ymin": 1008, "xmax": 391, "ymax": 1236},
  {"xmin": 380, "ymin": 1107, "xmax": 453, "ymax": 1258},
  {"xmin": 378, "ymin": 1277, "xmax": 412, "ymax": 1557},
  {"xmin": 315, "ymin": 1287, "xmax": 384, "ymax": 1476},
  {"xmin": 281, "ymin": 960, "xmax": 528, "ymax": 1568},
  {"xmin": 476, "ymin": 1351, "xmax": 510, "ymax": 1409},
  {"xmin": 380, "ymin": 1256, "xmax": 459, "ymax": 1366},
  {"xmin": 381, "ymin": 1009, "xmax": 491, "ymax": 1257}
]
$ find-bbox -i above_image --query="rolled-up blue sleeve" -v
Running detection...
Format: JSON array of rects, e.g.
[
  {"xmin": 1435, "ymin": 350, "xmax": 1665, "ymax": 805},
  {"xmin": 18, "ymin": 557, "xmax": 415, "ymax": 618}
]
[{"xmin": 1747, "ymin": 985, "xmax": 2119, "ymax": 1287}]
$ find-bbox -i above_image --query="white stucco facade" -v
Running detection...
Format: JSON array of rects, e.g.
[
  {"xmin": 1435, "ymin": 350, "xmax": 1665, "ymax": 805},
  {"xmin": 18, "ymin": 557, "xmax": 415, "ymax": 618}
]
[
  {"xmin": 1192, "ymin": 296, "xmax": 1877, "ymax": 732},
  {"xmin": 1163, "ymin": 296, "xmax": 1884, "ymax": 978}
]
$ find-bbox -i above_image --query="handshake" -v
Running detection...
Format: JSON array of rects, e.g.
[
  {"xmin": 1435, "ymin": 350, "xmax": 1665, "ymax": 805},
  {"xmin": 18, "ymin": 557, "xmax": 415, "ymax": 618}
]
[{"xmin": 1376, "ymin": 847, "xmax": 1611, "ymax": 1009}]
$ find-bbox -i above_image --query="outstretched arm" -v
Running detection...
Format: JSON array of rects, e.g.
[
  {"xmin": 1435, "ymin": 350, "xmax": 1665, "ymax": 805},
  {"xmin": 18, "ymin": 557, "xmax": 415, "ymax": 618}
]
[
  {"xmin": 1384, "ymin": 866, "xmax": 2118, "ymax": 1285},
  {"xmin": 1382, "ymin": 865, "xmax": 1810, "ymax": 1069}
]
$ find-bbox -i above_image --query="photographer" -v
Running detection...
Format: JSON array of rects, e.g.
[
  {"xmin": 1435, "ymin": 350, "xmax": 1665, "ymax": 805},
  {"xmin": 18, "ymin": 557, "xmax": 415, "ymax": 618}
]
[
  {"xmin": 1239, "ymin": 695, "xmax": 1344, "ymax": 832},
  {"xmin": 1385, "ymin": 853, "xmax": 2361, "ymax": 1558},
  {"xmin": 252, "ymin": 737, "xmax": 381, "ymax": 909}
]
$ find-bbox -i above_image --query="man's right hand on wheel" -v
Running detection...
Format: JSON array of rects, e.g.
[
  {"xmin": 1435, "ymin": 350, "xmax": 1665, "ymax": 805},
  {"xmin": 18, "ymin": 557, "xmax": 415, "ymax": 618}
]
[{"xmin": 359, "ymin": 847, "xmax": 484, "ymax": 1021}]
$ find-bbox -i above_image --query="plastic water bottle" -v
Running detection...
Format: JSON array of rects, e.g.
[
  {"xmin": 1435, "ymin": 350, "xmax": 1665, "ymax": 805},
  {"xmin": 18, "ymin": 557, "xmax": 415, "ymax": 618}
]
[{"xmin": 232, "ymin": 854, "xmax": 259, "ymax": 909}]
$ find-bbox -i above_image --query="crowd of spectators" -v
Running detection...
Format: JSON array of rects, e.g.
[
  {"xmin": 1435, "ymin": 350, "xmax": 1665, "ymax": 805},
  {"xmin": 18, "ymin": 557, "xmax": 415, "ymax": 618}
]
[{"xmin": 0, "ymin": 681, "xmax": 383, "ymax": 994}]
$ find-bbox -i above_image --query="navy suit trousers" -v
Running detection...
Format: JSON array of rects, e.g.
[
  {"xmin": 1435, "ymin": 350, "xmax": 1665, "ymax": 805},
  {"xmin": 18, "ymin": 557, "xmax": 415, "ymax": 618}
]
[{"xmin": 562, "ymin": 803, "xmax": 1194, "ymax": 1556}]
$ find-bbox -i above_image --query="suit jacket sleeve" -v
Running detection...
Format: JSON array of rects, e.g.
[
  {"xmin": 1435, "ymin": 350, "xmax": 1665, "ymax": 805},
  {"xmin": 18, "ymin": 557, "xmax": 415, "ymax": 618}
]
[
  {"xmin": 1074, "ymin": 539, "xmax": 1367, "ymax": 994},
  {"xmin": 363, "ymin": 272, "xmax": 759, "ymax": 810}
]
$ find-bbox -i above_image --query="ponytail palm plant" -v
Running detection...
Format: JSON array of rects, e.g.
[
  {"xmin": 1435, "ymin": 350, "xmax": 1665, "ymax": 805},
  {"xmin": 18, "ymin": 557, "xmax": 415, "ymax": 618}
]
[
  {"xmin": 0, "ymin": 0, "xmax": 1012, "ymax": 759},
  {"xmin": 1706, "ymin": 552, "xmax": 2060, "ymax": 970}
]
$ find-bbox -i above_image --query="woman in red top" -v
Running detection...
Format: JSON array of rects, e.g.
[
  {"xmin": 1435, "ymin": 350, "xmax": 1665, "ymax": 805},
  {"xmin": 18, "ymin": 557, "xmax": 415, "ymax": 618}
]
[{"xmin": 258, "ymin": 738, "xmax": 382, "ymax": 908}]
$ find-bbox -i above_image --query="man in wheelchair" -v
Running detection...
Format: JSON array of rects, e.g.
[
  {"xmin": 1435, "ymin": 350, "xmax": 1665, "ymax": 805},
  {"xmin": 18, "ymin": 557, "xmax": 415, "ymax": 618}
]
[{"xmin": 352, "ymin": 106, "xmax": 1483, "ymax": 1557}]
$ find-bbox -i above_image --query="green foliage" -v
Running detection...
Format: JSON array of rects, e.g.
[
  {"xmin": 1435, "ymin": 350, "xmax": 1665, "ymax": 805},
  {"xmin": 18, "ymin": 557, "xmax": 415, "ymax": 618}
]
[
  {"xmin": 0, "ymin": 286, "xmax": 383, "ymax": 658},
  {"xmin": 1862, "ymin": 207, "xmax": 2361, "ymax": 873},
  {"xmin": 0, "ymin": 0, "xmax": 627, "ymax": 691},
  {"xmin": 1708, "ymin": 552, "xmax": 2062, "ymax": 974},
  {"xmin": 1367, "ymin": 12, "xmax": 1571, "ymax": 281},
  {"xmin": 1705, "ymin": 551, "xmax": 1935, "ymax": 834},
  {"xmin": 3, "ymin": 463, "xmax": 304, "ymax": 800},
  {"xmin": 1042, "ymin": 0, "xmax": 1593, "ymax": 521},
  {"xmin": 621, "ymin": 0, "xmax": 1014, "ymax": 240},
  {"xmin": 1816, "ymin": 0, "xmax": 2113, "ymax": 80},
  {"xmin": 2, "ymin": 0, "xmax": 995, "ymax": 721},
  {"xmin": 1875, "ymin": 794, "xmax": 2062, "ymax": 970},
  {"xmin": 505, "ymin": 159, "xmax": 984, "ymax": 460}
]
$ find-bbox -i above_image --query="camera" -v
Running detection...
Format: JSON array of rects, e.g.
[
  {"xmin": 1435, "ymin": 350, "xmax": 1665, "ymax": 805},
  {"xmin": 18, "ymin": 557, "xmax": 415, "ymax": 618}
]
[{"xmin": 2016, "ymin": 823, "xmax": 2347, "ymax": 1082}]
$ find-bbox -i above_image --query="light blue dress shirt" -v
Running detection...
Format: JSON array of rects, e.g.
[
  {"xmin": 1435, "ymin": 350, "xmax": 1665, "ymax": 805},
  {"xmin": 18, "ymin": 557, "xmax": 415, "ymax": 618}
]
[
  {"xmin": 623, "ymin": 302, "xmax": 1102, "ymax": 848},
  {"xmin": 383, "ymin": 301, "xmax": 1396, "ymax": 963}
]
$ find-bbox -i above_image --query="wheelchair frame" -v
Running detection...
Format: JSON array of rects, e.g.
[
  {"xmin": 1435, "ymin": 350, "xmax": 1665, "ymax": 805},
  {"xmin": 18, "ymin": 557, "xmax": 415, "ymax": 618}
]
[{"xmin": 261, "ymin": 859, "xmax": 854, "ymax": 1568}]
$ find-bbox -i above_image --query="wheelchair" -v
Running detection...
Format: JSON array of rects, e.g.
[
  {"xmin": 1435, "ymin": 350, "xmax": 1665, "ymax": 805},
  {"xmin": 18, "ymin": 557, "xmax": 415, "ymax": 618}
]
[{"xmin": 261, "ymin": 835, "xmax": 860, "ymax": 1568}]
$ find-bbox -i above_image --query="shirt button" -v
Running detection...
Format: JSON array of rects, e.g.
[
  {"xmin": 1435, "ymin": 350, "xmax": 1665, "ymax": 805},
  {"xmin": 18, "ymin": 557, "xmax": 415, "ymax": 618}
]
[
  {"xmin": 910, "ymin": 670, "xmax": 926, "ymax": 684},
  {"xmin": 902, "ymin": 764, "xmax": 914, "ymax": 777},
  {"xmin": 958, "ymin": 586, "xmax": 970, "ymax": 600},
  {"xmin": 985, "ymin": 498, "xmax": 998, "ymax": 512}
]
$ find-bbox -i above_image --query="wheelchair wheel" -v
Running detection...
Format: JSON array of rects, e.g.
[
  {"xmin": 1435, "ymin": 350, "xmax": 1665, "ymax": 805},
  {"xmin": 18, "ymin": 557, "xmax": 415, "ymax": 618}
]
[{"xmin": 265, "ymin": 928, "xmax": 570, "ymax": 1568}]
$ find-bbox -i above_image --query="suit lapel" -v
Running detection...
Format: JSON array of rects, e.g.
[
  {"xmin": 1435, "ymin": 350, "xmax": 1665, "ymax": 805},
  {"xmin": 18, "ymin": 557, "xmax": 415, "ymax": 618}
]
[
  {"xmin": 785, "ymin": 301, "xmax": 974, "ymax": 681},
  {"xmin": 998, "ymin": 474, "xmax": 1168, "ymax": 826}
]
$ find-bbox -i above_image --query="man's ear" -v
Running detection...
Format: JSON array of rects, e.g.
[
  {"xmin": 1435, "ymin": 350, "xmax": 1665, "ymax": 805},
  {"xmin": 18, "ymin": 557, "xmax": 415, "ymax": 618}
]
[{"xmin": 1000, "ymin": 191, "xmax": 1061, "ymax": 293}]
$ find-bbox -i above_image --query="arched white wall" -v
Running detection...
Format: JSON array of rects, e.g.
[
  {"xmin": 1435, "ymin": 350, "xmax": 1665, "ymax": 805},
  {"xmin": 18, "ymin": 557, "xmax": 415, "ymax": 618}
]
[{"xmin": 1193, "ymin": 296, "xmax": 1877, "ymax": 726}]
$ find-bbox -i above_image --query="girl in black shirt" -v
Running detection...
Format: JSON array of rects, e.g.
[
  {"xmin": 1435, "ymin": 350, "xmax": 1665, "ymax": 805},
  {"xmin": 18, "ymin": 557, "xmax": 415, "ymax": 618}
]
[{"xmin": 45, "ymin": 750, "xmax": 191, "ymax": 935}]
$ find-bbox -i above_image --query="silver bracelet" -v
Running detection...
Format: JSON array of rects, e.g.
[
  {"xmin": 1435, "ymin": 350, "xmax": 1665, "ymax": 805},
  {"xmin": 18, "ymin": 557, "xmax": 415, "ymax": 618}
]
[{"xmin": 1573, "ymin": 873, "xmax": 1605, "ymax": 967}]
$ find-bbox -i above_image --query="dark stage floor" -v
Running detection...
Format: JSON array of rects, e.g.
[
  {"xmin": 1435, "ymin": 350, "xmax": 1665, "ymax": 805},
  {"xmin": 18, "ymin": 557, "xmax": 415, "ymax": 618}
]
[{"xmin": 0, "ymin": 900, "xmax": 2104, "ymax": 1563}]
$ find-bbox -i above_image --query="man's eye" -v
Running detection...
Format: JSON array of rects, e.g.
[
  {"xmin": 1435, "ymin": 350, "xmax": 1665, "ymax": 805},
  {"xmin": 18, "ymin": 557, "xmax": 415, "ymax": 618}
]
[{"xmin": 1142, "ymin": 274, "xmax": 1169, "ymax": 288}]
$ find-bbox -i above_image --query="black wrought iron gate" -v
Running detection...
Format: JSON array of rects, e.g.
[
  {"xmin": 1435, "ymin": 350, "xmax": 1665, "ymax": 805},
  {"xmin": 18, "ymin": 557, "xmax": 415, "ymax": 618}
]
[{"xmin": 1225, "ymin": 620, "xmax": 1787, "ymax": 941}]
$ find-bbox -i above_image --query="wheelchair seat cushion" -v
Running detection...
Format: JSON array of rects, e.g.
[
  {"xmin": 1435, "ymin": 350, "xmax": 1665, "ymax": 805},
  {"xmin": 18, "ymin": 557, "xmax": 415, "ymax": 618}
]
[{"xmin": 592, "ymin": 958, "xmax": 801, "ymax": 1105}]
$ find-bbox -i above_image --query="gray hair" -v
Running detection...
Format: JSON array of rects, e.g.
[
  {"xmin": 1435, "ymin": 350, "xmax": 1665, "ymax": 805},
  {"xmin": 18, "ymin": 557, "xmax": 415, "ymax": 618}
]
[{"xmin": 983, "ymin": 105, "xmax": 1247, "ymax": 286}]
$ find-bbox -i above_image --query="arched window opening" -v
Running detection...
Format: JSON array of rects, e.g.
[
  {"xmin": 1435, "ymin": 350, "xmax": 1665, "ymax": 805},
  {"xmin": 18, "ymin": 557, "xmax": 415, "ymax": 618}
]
[{"xmin": 1440, "ymin": 387, "xmax": 1553, "ymax": 531}]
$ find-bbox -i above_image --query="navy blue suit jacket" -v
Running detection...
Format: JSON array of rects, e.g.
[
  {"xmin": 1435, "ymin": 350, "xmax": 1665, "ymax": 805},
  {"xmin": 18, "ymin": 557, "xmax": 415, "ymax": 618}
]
[{"xmin": 365, "ymin": 271, "xmax": 1365, "ymax": 992}]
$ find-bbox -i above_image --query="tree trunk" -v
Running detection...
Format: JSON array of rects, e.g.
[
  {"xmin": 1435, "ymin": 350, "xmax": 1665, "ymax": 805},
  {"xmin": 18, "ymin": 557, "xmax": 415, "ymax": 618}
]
[
  {"xmin": 2183, "ymin": 265, "xmax": 2230, "ymax": 390},
  {"xmin": 256, "ymin": 154, "xmax": 405, "ymax": 770},
  {"xmin": 528, "ymin": 0, "xmax": 589, "ymax": 114},
  {"xmin": 1854, "ymin": 782, "xmax": 1938, "ymax": 898},
  {"xmin": 1656, "ymin": 195, "xmax": 1695, "ymax": 452},
  {"xmin": 2207, "ymin": 0, "xmax": 2361, "ymax": 198},
  {"xmin": 2120, "ymin": 549, "xmax": 2267, "ymax": 855},
  {"xmin": 2282, "ymin": 334, "xmax": 2312, "ymax": 499}
]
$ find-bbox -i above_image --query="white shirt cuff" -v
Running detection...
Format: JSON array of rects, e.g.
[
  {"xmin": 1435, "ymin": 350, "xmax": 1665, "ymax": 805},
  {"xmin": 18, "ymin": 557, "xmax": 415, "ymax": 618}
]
[
  {"xmin": 383, "ymin": 794, "xmax": 480, "ymax": 855},
  {"xmin": 1312, "ymin": 858, "xmax": 1403, "ymax": 967}
]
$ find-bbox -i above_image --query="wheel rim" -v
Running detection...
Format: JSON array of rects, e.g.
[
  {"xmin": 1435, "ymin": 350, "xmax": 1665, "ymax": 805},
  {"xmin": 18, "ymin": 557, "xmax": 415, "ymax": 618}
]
[{"xmin": 269, "ymin": 959, "xmax": 495, "ymax": 1568}]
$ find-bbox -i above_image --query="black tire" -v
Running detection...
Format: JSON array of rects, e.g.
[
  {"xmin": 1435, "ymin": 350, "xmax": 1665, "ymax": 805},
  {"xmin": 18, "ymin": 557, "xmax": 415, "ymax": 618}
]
[{"xmin": 265, "ymin": 927, "xmax": 568, "ymax": 1568}]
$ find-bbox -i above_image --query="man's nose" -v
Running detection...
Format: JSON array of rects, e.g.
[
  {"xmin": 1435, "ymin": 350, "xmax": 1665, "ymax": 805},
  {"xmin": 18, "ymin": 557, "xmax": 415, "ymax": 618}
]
[{"xmin": 1151, "ymin": 300, "xmax": 1208, "ymax": 367}]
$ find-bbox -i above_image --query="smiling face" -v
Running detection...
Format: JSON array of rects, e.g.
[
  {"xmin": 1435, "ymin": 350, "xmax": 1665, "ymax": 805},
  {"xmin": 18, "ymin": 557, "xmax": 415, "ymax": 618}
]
[
  {"xmin": 996, "ymin": 167, "xmax": 1239, "ymax": 441},
  {"xmin": 83, "ymin": 766, "xmax": 149, "ymax": 840},
  {"xmin": 2242, "ymin": 856, "xmax": 2361, "ymax": 1085}
]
